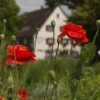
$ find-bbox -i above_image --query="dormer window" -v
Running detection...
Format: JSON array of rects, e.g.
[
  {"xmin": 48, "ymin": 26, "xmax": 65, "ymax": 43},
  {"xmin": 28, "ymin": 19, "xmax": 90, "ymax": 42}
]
[
  {"xmin": 46, "ymin": 25, "xmax": 53, "ymax": 32},
  {"xmin": 46, "ymin": 38, "xmax": 54, "ymax": 46}
]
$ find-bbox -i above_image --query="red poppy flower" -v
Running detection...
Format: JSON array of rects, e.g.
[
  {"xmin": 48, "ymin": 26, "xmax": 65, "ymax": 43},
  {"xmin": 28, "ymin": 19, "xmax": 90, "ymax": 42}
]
[
  {"xmin": 58, "ymin": 22, "xmax": 89, "ymax": 43},
  {"xmin": 0, "ymin": 97, "xmax": 6, "ymax": 100},
  {"xmin": 18, "ymin": 88, "xmax": 27, "ymax": 99},
  {"xmin": 5, "ymin": 45, "xmax": 36, "ymax": 65}
]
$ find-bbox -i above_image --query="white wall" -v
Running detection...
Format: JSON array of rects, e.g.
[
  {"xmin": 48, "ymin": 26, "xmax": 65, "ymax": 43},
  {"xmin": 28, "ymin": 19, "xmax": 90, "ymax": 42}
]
[{"xmin": 35, "ymin": 7, "xmax": 81, "ymax": 59}]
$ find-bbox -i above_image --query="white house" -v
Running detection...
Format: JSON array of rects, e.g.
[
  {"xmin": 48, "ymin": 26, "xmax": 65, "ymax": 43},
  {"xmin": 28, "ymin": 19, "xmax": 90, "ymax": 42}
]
[{"xmin": 17, "ymin": 6, "xmax": 81, "ymax": 59}]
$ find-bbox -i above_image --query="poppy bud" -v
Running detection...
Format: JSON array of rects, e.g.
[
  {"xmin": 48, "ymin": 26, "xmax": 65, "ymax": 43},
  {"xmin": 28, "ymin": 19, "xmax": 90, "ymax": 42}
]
[
  {"xmin": 8, "ymin": 75, "xmax": 13, "ymax": 83},
  {"xmin": 0, "ymin": 34, "xmax": 5, "ymax": 39},
  {"xmin": 53, "ymin": 81, "xmax": 58, "ymax": 88},
  {"xmin": 3, "ymin": 19, "xmax": 7, "ymax": 23},
  {"xmin": 48, "ymin": 70, "xmax": 55, "ymax": 80},
  {"xmin": 11, "ymin": 35, "xmax": 16, "ymax": 41},
  {"xmin": 51, "ymin": 20, "xmax": 56, "ymax": 28},
  {"xmin": 57, "ymin": 37, "xmax": 61, "ymax": 43},
  {"xmin": 96, "ymin": 19, "xmax": 100, "ymax": 28}
]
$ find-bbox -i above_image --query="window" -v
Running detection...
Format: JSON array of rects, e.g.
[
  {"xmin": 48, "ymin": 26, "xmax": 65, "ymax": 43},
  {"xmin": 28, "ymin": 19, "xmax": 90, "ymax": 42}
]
[
  {"xmin": 45, "ymin": 50, "xmax": 51, "ymax": 58},
  {"xmin": 71, "ymin": 51, "xmax": 79, "ymax": 57},
  {"xmin": 61, "ymin": 38, "xmax": 68, "ymax": 46},
  {"xmin": 59, "ymin": 50, "xmax": 68, "ymax": 57},
  {"xmin": 46, "ymin": 38, "xmax": 55, "ymax": 46},
  {"xmin": 45, "ymin": 50, "xmax": 55, "ymax": 58},
  {"xmin": 67, "ymin": 39, "xmax": 73, "ymax": 45},
  {"xmin": 46, "ymin": 25, "xmax": 53, "ymax": 32}
]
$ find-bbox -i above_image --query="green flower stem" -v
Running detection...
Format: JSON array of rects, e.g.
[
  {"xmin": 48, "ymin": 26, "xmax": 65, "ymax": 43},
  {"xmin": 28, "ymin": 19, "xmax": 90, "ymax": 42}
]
[
  {"xmin": 44, "ymin": 26, "xmax": 55, "ymax": 100},
  {"xmin": 50, "ymin": 27, "xmax": 55, "ymax": 69},
  {"xmin": 0, "ymin": 40, "xmax": 4, "ymax": 71},
  {"xmin": 91, "ymin": 83, "xmax": 100, "ymax": 100},
  {"xmin": 44, "ymin": 79, "xmax": 50, "ymax": 100},
  {"xmin": 54, "ymin": 42, "xmax": 59, "ymax": 64},
  {"xmin": 50, "ymin": 41, "xmax": 59, "ymax": 75},
  {"xmin": 50, "ymin": 43, "xmax": 60, "ymax": 100},
  {"xmin": 12, "ymin": 44, "xmax": 19, "ymax": 100},
  {"xmin": 92, "ymin": 28, "xmax": 99, "ymax": 45},
  {"xmin": 3, "ymin": 21, "xmax": 6, "ymax": 34},
  {"xmin": 50, "ymin": 86, "xmax": 55, "ymax": 100},
  {"xmin": 63, "ymin": 44, "xmax": 73, "ymax": 99},
  {"xmin": 55, "ymin": 86, "xmax": 58, "ymax": 100},
  {"xmin": 70, "ymin": 91, "xmax": 76, "ymax": 100}
]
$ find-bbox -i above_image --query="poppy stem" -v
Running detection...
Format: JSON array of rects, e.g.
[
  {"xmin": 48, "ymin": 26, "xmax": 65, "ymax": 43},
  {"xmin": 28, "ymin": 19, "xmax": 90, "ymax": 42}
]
[
  {"xmin": 44, "ymin": 79, "xmax": 49, "ymax": 100},
  {"xmin": 50, "ymin": 86, "xmax": 55, "ymax": 100},
  {"xmin": 50, "ymin": 27, "xmax": 55, "ymax": 69},
  {"xmin": 92, "ymin": 28, "xmax": 99, "ymax": 45},
  {"xmin": 12, "ymin": 44, "xmax": 19, "ymax": 100},
  {"xmin": 44, "ymin": 23, "xmax": 56, "ymax": 100},
  {"xmin": 63, "ymin": 43, "xmax": 73, "ymax": 97},
  {"xmin": 54, "ymin": 42, "xmax": 60, "ymax": 70}
]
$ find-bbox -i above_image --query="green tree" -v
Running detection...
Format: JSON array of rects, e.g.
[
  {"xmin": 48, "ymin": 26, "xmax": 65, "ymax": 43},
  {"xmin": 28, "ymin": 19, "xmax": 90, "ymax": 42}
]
[
  {"xmin": 45, "ymin": 0, "xmax": 100, "ymax": 62},
  {"xmin": 69, "ymin": 0, "xmax": 100, "ymax": 62},
  {"xmin": 0, "ymin": 0, "xmax": 23, "ymax": 36},
  {"xmin": 45, "ymin": 0, "xmax": 84, "ymax": 9}
]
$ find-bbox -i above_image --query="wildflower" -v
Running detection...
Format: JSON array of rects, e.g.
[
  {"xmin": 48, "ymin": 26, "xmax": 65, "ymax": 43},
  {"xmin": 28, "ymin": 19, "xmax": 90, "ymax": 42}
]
[
  {"xmin": 58, "ymin": 22, "xmax": 89, "ymax": 43},
  {"xmin": 0, "ymin": 97, "xmax": 6, "ymax": 100},
  {"xmin": 5, "ymin": 45, "xmax": 36, "ymax": 65},
  {"xmin": 18, "ymin": 88, "xmax": 27, "ymax": 99}
]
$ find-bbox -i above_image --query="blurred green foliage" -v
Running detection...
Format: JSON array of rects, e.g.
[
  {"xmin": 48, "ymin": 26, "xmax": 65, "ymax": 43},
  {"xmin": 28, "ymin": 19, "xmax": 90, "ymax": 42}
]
[
  {"xmin": 20, "ymin": 42, "xmax": 100, "ymax": 99},
  {"xmin": 0, "ymin": 0, "xmax": 25, "ymax": 37}
]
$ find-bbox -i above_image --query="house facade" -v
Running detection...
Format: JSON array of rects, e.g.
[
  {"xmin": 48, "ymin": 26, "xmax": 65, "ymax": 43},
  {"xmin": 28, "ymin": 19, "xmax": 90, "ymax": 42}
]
[{"xmin": 17, "ymin": 6, "xmax": 81, "ymax": 59}]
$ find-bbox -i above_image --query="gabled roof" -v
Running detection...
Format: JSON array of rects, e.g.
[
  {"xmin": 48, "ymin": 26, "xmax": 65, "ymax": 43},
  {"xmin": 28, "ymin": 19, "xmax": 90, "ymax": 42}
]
[
  {"xmin": 19, "ymin": 8, "xmax": 52, "ymax": 36},
  {"xmin": 19, "ymin": 6, "xmax": 70, "ymax": 37}
]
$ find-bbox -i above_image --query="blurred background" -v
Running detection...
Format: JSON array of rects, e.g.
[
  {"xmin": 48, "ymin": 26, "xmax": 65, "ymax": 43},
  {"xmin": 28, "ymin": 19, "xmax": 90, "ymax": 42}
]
[
  {"xmin": 0, "ymin": 0, "xmax": 100, "ymax": 62},
  {"xmin": 0, "ymin": 0, "xmax": 100, "ymax": 100}
]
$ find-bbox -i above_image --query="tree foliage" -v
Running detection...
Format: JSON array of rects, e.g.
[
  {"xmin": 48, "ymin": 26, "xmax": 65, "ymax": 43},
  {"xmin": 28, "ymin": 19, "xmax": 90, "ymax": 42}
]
[
  {"xmin": 45, "ymin": 0, "xmax": 84, "ymax": 9},
  {"xmin": 0, "ymin": 0, "xmax": 24, "ymax": 36},
  {"xmin": 45, "ymin": 0, "xmax": 100, "ymax": 62},
  {"xmin": 69, "ymin": 0, "xmax": 100, "ymax": 61},
  {"xmin": 70, "ymin": 0, "xmax": 100, "ymax": 40}
]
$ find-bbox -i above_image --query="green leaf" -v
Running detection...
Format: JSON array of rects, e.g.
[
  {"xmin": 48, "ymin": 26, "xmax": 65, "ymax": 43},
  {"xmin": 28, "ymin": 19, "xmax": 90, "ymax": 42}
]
[{"xmin": 81, "ymin": 43, "xmax": 96, "ymax": 64}]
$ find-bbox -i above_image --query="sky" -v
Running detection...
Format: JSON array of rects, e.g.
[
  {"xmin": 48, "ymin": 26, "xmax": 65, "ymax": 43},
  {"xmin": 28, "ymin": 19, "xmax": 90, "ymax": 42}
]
[
  {"xmin": 16, "ymin": 0, "xmax": 45, "ymax": 14},
  {"xmin": 16, "ymin": 0, "xmax": 72, "ymax": 16}
]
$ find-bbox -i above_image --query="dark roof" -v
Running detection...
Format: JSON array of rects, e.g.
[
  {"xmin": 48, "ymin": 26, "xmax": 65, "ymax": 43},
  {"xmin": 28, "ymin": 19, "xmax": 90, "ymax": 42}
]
[{"xmin": 19, "ymin": 8, "xmax": 52, "ymax": 37}]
